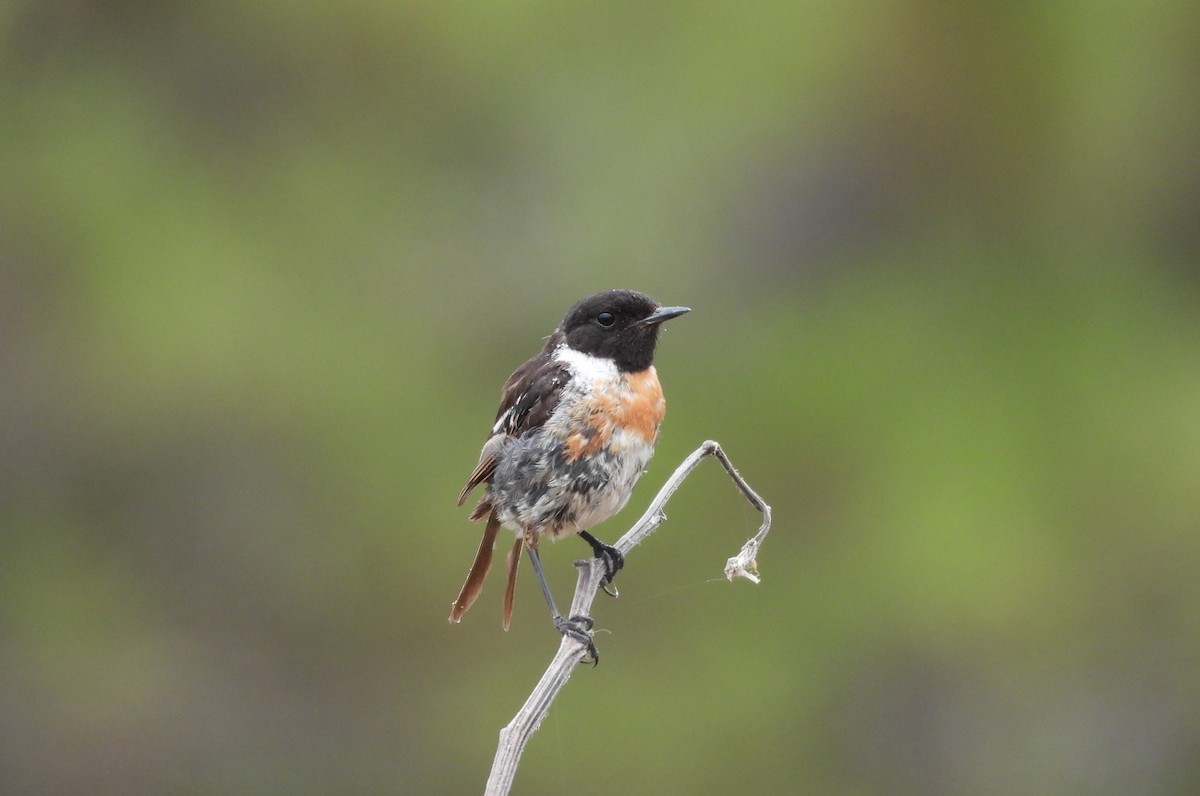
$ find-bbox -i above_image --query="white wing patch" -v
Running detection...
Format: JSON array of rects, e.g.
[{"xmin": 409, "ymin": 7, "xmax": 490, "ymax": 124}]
[{"xmin": 493, "ymin": 398, "xmax": 522, "ymax": 434}]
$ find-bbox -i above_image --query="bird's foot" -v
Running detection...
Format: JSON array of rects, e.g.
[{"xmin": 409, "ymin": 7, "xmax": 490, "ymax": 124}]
[
  {"xmin": 554, "ymin": 614, "xmax": 599, "ymax": 666},
  {"xmin": 579, "ymin": 531, "xmax": 625, "ymax": 597},
  {"xmin": 597, "ymin": 545, "xmax": 624, "ymax": 597}
]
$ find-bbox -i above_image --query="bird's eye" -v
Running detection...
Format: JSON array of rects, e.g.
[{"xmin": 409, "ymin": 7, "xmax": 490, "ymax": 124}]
[{"xmin": 597, "ymin": 312, "xmax": 616, "ymax": 327}]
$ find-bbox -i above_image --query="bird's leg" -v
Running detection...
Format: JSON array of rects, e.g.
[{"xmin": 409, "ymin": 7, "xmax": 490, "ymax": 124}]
[
  {"xmin": 578, "ymin": 530, "xmax": 625, "ymax": 597},
  {"xmin": 526, "ymin": 544, "xmax": 599, "ymax": 665}
]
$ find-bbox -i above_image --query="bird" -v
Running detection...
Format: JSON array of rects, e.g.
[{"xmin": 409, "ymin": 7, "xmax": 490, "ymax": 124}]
[{"xmin": 449, "ymin": 289, "xmax": 690, "ymax": 662}]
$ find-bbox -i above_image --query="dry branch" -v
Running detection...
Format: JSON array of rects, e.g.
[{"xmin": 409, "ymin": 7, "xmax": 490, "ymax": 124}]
[{"xmin": 484, "ymin": 440, "xmax": 772, "ymax": 795}]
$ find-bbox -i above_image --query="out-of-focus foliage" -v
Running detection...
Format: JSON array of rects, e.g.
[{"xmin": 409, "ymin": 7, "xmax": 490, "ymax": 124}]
[{"xmin": 3, "ymin": 2, "xmax": 1199, "ymax": 794}]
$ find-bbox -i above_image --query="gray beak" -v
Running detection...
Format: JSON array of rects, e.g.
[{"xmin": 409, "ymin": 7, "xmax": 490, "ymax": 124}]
[{"xmin": 636, "ymin": 305, "xmax": 691, "ymax": 326}]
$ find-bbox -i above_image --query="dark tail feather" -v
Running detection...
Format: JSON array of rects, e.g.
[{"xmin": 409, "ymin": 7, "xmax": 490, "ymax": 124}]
[
  {"xmin": 449, "ymin": 514, "xmax": 502, "ymax": 623},
  {"xmin": 502, "ymin": 537, "xmax": 523, "ymax": 631}
]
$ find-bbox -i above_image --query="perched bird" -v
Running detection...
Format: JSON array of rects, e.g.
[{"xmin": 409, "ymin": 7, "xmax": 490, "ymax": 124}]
[{"xmin": 450, "ymin": 289, "xmax": 690, "ymax": 661}]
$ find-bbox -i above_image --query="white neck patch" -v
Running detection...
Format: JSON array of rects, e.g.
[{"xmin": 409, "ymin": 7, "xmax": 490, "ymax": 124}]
[{"xmin": 553, "ymin": 344, "xmax": 620, "ymax": 382}]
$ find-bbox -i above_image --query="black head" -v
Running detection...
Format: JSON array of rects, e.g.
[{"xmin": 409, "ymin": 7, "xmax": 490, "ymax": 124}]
[{"xmin": 556, "ymin": 289, "xmax": 690, "ymax": 372}]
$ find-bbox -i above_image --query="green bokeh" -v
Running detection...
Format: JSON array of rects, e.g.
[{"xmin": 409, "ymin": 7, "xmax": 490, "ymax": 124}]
[{"xmin": 3, "ymin": 2, "xmax": 1199, "ymax": 794}]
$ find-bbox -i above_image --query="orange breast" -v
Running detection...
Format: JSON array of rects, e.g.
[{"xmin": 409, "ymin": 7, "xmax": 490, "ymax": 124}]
[
  {"xmin": 563, "ymin": 367, "xmax": 665, "ymax": 462},
  {"xmin": 618, "ymin": 368, "xmax": 666, "ymax": 442}
]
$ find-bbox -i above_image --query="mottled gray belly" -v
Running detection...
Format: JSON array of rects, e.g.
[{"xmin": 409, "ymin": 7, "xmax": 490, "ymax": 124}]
[{"xmin": 488, "ymin": 428, "xmax": 654, "ymax": 541}]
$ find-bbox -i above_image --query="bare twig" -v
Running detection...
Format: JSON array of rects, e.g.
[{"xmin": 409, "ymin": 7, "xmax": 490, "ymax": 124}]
[{"xmin": 484, "ymin": 440, "xmax": 772, "ymax": 795}]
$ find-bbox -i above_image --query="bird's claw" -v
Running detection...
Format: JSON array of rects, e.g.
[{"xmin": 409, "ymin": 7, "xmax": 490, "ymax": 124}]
[
  {"xmin": 598, "ymin": 544, "xmax": 624, "ymax": 597},
  {"xmin": 554, "ymin": 614, "xmax": 599, "ymax": 666},
  {"xmin": 580, "ymin": 532, "xmax": 625, "ymax": 597}
]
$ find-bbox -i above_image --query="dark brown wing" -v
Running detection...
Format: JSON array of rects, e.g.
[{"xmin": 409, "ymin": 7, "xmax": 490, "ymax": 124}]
[
  {"xmin": 456, "ymin": 352, "xmax": 569, "ymax": 507},
  {"xmin": 450, "ymin": 350, "xmax": 569, "ymax": 626}
]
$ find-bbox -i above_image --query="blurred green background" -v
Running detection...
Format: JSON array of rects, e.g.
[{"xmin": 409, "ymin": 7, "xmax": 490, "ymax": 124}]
[{"xmin": 3, "ymin": 2, "xmax": 1199, "ymax": 794}]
